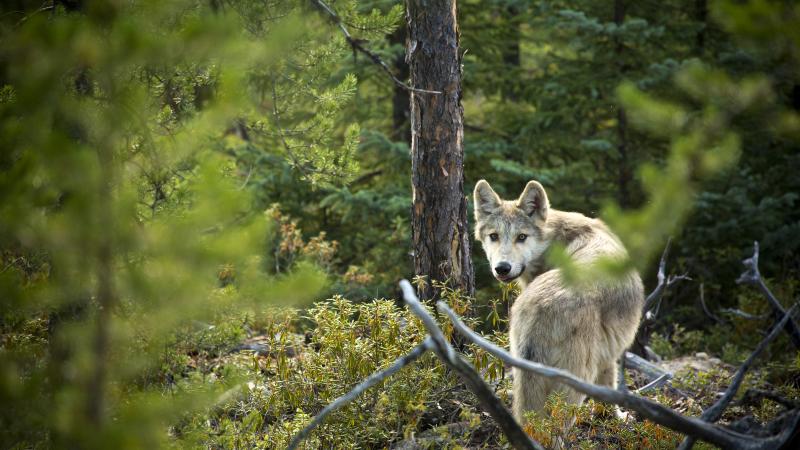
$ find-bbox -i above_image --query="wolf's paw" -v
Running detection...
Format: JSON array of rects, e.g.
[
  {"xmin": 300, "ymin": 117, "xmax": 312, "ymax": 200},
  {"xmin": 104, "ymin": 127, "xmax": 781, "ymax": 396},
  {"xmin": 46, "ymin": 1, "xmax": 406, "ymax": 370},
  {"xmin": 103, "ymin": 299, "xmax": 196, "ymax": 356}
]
[
  {"xmin": 592, "ymin": 402, "xmax": 630, "ymax": 422},
  {"xmin": 614, "ymin": 407, "xmax": 631, "ymax": 422}
]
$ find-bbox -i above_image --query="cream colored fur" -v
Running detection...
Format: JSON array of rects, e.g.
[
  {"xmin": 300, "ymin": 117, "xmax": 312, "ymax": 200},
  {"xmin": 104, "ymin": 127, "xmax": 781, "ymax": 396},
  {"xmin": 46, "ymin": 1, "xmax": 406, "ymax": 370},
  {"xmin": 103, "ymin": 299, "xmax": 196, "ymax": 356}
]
[{"xmin": 473, "ymin": 180, "xmax": 644, "ymax": 422}]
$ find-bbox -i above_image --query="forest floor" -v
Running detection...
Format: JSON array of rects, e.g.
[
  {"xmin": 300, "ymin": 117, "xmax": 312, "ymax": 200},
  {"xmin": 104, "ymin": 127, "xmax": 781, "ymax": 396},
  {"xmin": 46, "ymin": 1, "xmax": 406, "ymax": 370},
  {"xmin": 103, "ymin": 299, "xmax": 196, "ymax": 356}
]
[{"xmin": 185, "ymin": 330, "xmax": 799, "ymax": 449}]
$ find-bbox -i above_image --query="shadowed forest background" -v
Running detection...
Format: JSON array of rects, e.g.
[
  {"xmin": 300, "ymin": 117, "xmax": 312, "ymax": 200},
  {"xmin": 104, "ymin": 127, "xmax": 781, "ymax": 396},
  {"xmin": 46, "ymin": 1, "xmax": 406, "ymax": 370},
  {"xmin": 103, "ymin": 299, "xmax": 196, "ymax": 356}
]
[{"xmin": 1, "ymin": 0, "xmax": 799, "ymax": 448}]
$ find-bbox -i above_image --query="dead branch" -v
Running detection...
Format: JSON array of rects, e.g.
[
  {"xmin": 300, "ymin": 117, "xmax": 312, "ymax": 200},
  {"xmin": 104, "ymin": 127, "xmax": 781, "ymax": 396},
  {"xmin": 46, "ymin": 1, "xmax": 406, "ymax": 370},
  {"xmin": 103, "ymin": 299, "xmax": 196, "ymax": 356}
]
[
  {"xmin": 736, "ymin": 241, "xmax": 800, "ymax": 348},
  {"xmin": 624, "ymin": 351, "xmax": 672, "ymax": 383},
  {"xmin": 677, "ymin": 304, "xmax": 799, "ymax": 450},
  {"xmin": 399, "ymin": 280, "xmax": 543, "ymax": 450},
  {"xmin": 644, "ymin": 239, "xmax": 691, "ymax": 313},
  {"xmin": 619, "ymin": 352, "xmax": 675, "ymax": 393},
  {"xmin": 437, "ymin": 301, "xmax": 800, "ymax": 450},
  {"xmin": 721, "ymin": 308, "xmax": 770, "ymax": 321},
  {"xmin": 636, "ymin": 373, "xmax": 673, "ymax": 394},
  {"xmin": 287, "ymin": 337, "xmax": 434, "ymax": 450},
  {"xmin": 699, "ymin": 283, "xmax": 725, "ymax": 324},
  {"xmin": 632, "ymin": 239, "xmax": 690, "ymax": 365},
  {"xmin": 311, "ymin": 0, "xmax": 440, "ymax": 95}
]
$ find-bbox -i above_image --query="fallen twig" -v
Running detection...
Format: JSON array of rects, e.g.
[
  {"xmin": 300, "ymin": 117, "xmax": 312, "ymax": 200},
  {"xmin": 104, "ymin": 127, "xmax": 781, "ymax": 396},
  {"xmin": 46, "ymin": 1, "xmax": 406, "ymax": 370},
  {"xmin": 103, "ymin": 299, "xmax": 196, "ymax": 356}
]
[
  {"xmin": 624, "ymin": 351, "xmax": 672, "ymax": 383},
  {"xmin": 636, "ymin": 373, "xmax": 673, "ymax": 394},
  {"xmin": 677, "ymin": 304, "xmax": 799, "ymax": 450},
  {"xmin": 437, "ymin": 301, "xmax": 800, "ymax": 450}
]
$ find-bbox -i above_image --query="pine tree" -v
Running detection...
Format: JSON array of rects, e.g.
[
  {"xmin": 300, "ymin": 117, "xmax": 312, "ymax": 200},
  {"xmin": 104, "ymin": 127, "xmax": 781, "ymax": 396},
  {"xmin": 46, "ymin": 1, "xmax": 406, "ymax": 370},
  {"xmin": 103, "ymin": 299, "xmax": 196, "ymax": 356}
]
[
  {"xmin": 0, "ymin": 0, "xmax": 395, "ymax": 446},
  {"xmin": 406, "ymin": 0, "xmax": 475, "ymax": 300}
]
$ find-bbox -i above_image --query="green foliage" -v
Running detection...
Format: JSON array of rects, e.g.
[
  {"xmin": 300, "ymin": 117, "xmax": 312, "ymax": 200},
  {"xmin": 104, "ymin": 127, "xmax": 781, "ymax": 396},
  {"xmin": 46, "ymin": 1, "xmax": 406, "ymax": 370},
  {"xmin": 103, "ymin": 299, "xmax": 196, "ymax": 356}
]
[
  {"xmin": 173, "ymin": 297, "xmax": 464, "ymax": 448},
  {"xmin": 651, "ymin": 325, "xmax": 704, "ymax": 360},
  {"xmin": 3, "ymin": 0, "xmax": 800, "ymax": 447},
  {"xmin": 0, "ymin": 0, "xmax": 403, "ymax": 447}
]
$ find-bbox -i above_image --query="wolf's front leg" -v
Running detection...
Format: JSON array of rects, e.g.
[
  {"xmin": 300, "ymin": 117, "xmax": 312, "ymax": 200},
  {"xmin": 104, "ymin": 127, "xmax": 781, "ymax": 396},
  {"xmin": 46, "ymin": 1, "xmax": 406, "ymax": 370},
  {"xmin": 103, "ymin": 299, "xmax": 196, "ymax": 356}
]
[
  {"xmin": 595, "ymin": 359, "xmax": 631, "ymax": 421},
  {"xmin": 511, "ymin": 366, "xmax": 553, "ymax": 422},
  {"xmin": 594, "ymin": 360, "xmax": 618, "ymax": 389}
]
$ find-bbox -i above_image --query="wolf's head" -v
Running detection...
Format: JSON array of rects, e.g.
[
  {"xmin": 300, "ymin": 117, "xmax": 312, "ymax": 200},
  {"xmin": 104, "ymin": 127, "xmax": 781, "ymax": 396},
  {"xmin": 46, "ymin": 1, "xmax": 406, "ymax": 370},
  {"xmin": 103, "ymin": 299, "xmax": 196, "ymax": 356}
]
[{"xmin": 473, "ymin": 180, "xmax": 550, "ymax": 283}]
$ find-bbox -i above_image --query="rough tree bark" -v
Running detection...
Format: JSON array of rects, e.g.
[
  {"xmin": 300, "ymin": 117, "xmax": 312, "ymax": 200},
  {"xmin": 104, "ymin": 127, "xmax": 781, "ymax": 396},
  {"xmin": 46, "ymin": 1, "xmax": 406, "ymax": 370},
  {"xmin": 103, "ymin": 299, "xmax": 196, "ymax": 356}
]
[
  {"xmin": 613, "ymin": 0, "xmax": 632, "ymax": 208},
  {"xmin": 406, "ymin": 0, "xmax": 474, "ymax": 300}
]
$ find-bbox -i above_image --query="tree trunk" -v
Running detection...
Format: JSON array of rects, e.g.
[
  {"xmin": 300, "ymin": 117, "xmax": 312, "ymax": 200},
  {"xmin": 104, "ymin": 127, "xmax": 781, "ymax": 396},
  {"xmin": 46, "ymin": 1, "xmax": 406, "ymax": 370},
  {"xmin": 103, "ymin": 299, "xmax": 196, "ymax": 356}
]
[
  {"xmin": 695, "ymin": 0, "xmax": 708, "ymax": 55},
  {"xmin": 501, "ymin": 5, "xmax": 521, "ymax": 102},
  {"xmin": 614, "ymin": 0, "xmax": 631, "ymax": 208},
  {"xmin": 406, "ymin": 0, "xmax": 474, "ymax": 300},
  {"xmin": 389, "ymin": 25, "xmax": 411, "ymax": 144}
]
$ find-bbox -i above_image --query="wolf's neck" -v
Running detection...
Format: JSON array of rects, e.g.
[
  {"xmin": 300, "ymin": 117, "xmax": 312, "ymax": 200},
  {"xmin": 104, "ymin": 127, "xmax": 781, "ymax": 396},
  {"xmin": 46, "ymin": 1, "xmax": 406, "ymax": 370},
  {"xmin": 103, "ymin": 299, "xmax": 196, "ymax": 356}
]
[
  {"xmin": 514, "ymin": 209, "xmax": 595, "ymax": 289},
  {"xmin": 543, "ymin": 209, "xmax": 595, "ymax": 244}
]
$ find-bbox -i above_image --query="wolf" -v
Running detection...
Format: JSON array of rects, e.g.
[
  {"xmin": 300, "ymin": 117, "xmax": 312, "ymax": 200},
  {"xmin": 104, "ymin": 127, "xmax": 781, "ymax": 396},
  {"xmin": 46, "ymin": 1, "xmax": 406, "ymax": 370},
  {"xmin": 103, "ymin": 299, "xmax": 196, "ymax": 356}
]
[{"xmin": 473, "ymin": 179, "xmax": 644, "ymax": 422}]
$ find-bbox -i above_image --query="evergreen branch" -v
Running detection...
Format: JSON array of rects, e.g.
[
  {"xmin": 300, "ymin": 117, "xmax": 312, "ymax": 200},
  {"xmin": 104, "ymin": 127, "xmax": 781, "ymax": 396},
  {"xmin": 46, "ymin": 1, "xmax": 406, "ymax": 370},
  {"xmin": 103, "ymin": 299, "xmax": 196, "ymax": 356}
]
[
  {"xmin": 437, "ymin": 301, "xmax": 800, "ymax": 450},
  {"xmin": 269, "ymin": 75, "xmax": 339, "ymax": 180},
  {"xmin": 287, "ymin": 338, "xmax": 433, "ymax": 450},
  {"xmin": 310, "ymin": 0, "xmax": 440, "ymax": 95},
  {"xmin": 270, "ymin": 75, "xmax": 303, "ymax": 172}
]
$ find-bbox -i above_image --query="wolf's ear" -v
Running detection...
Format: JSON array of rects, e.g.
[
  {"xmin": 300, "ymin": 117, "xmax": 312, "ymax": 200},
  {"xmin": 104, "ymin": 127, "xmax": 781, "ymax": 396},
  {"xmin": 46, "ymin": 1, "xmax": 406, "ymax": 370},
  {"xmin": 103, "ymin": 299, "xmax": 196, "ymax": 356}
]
[
  {"xmin": 474, "ymin": 180, "xmax": 501, "ymax": 220},
  {"xmin": 517, "ymin": 180, "xmax": 549, "ymax": 221}
]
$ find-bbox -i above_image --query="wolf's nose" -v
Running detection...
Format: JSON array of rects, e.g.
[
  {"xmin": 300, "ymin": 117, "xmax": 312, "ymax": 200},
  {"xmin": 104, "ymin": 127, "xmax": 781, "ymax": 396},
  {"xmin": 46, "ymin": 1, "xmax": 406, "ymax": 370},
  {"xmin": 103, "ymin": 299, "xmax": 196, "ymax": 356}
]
[{"xmin": 495, "ymin": 262, "xmax": 511, "ymax": 275}]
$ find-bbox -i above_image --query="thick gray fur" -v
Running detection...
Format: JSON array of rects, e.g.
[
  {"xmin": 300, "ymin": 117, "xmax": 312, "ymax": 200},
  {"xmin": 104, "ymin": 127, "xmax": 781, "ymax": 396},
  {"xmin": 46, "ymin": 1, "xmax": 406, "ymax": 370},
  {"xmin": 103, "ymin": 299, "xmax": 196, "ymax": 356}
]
[{"xmin": 473, "ymin": 180, "xmax": 644, "ymax": 421}]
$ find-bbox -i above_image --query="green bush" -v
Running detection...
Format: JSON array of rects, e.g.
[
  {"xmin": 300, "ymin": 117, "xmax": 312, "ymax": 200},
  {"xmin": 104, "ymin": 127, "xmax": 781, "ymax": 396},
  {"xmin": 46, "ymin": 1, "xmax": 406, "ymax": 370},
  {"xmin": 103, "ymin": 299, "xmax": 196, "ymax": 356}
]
[{"xmin": 174, "ymin": 297, "xmax": 462, "ymax": 448}]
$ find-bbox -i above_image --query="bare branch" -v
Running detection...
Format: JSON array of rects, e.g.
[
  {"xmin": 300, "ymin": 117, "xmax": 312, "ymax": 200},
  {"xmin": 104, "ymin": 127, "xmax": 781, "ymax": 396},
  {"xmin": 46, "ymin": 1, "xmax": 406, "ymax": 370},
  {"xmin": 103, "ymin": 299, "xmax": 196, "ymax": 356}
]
[
  {"xmin": 736, "ymin": 241, "xmax": 800, "ymax": 348},
  {"xmin": 678, "ymin": 304, "xmax": 799, "ymax": 450},
  {"xmin": 621, "ymin": 352, "xmax": 674, "ymax": 392},
  {"xmin": 287, "ymin": 338, "xmax": 434, "ymax": 450},
  {"xmin": 311, "ymin": 0, "xmax": 441, "ymax": 95},
  {"xmin": 644, "ymin": 238, "xmax": 691, "ymax": 313},
  {"xmin": 643, "ymin": 238, "xmax": 671, "ymax": 312},
  {"xmin": 698, "ymin": 283, "xmax": 725, "ymax": 324},
  {"xmin": 636, "ymin": 373, "xmax": 672, "ymax": 394},
  {"xmin": 720, "ymin": 308, "xmax": 770, "ymax": 321},
  {"xmin": 398, "ymin": 280, "xmax": 452, "ymax": 358},
  {"xmin": 437, "ymin": 301, "xmax": 799, "ymax": 450},
  {"xmin": 399, "ymin": 280, "xmax": 543, "ymax": 450},
  {"xmin": 667, "ymin": 272, "xmax": 692, "ymax": 288},
  {"xmin": 624, "ymin": 351, "xmax": 672, "ymax": 383}
]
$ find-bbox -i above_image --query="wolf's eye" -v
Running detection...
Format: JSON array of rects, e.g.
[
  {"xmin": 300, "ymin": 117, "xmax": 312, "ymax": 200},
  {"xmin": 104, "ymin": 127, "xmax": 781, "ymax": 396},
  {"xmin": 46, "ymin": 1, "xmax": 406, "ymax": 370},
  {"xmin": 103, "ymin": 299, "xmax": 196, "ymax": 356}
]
[
  {"xmin": 489, "ymin": 233, "xmax": 499, "ymax": 242},
  {"xmin": 516, "ymin": 234, "xmax": 527, "ymax": 242}
]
